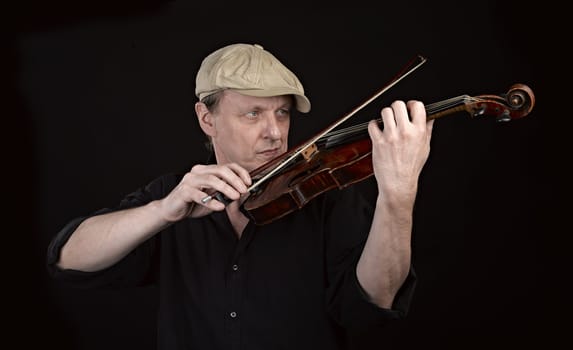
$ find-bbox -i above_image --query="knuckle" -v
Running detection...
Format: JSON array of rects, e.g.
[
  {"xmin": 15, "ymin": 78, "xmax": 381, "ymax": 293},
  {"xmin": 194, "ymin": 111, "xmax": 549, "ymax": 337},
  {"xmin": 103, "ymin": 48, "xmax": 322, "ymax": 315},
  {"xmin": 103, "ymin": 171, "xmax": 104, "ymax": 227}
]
[
  {"xmin": 391, "ymin": 100, "xmax": 406, "ymax": 109},
  {"xmin": 190, "ymin": 164, "xmax": 206, "ymax": 173}
]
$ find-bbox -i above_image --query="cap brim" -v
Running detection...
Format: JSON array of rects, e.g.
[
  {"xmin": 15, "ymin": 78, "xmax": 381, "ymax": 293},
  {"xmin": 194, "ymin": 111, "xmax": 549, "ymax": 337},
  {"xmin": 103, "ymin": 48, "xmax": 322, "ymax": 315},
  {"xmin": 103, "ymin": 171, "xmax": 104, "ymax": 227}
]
[{"xmin": 234, "ymin": 88, "xmax": 311, "ymax": 113}]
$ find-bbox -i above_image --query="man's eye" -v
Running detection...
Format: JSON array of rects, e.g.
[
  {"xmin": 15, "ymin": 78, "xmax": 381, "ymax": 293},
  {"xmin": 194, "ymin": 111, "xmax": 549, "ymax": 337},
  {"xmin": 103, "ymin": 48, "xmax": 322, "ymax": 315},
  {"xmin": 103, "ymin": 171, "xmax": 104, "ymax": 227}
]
[{"xmin": 246, "ymin": 111, "xmax": 258, "ymax": 118}]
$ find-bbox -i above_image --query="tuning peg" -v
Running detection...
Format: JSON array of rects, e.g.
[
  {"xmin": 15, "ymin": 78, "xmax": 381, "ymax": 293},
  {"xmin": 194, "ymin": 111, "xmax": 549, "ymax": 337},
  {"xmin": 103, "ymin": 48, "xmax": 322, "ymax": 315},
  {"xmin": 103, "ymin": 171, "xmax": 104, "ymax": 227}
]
[
  {"xmin": 472, "ymin": 106, "xmax": 486, "ymax": 117},
  {"xmin": 496, "ymin": 110, "xmax": 511, "ymax": 122}
]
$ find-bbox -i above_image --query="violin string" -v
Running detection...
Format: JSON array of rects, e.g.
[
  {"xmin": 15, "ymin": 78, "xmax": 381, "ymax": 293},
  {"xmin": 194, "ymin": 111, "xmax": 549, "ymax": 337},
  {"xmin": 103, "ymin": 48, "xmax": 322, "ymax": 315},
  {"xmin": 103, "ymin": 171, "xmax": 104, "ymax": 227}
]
[
  {"xmin": 318, "ymin": 95, "xmax": 478, "ymax": 147},
  {"xmin": 244, "ymin": 55, "xmax": 428, "ymax": 193},
  {"xmin": 290, "ymin": 95, "xmax": 483, "ymax": 177}
]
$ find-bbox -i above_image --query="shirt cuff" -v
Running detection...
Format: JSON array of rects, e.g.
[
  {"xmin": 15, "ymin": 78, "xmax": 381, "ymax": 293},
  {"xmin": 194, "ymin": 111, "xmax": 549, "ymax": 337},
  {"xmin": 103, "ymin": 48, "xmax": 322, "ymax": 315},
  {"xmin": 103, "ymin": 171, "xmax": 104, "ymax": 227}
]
[{"xmin": 339, "ymin": 266, "xmax": 417, "ymax": 333}]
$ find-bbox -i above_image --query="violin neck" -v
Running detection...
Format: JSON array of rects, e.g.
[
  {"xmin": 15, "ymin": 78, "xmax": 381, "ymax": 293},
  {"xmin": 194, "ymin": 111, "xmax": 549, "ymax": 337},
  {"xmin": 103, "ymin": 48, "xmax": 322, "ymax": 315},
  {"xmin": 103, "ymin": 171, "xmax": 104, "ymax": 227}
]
[
  {"xmin": 319, "ymin": 95, "xmax": 471, "ymax": 148},
  {"xmin": 425, "ymin": 95, "xmax": 472, "ymax": 121}
]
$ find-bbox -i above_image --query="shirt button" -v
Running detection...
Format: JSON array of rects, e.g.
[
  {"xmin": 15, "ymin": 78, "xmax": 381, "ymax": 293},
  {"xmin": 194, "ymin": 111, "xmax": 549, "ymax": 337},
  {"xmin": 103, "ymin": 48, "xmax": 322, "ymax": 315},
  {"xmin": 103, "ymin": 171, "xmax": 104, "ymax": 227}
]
[
  {"xmin": 232, "ymin": 264, "xmax": 239, "ymax": 271},
  {"xmin": 230, "ymin": 311, "xmax": 237, "ymax": 318}
]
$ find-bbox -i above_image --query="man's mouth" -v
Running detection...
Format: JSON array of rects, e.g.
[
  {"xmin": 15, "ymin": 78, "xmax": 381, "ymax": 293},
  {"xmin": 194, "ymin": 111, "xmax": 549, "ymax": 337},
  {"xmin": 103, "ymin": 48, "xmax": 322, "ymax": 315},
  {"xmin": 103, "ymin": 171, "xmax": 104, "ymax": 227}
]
[{"xmin": 258, "ymin": 148, "xmax": 280, "ymax": 157}]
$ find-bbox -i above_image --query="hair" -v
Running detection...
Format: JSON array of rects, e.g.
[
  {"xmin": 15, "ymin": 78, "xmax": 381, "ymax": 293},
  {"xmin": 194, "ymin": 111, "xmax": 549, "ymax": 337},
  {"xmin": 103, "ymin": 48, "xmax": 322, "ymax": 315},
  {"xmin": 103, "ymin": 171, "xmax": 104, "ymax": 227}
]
[{"xmin": 199, "ymin": 91, "xmax": 223, "ymax": 152}]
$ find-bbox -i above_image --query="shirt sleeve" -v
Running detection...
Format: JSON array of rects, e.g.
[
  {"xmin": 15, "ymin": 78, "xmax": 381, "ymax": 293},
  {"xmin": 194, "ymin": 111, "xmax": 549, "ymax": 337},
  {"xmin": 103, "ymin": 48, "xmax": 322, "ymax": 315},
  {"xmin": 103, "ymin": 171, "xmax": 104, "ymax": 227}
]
[
  {"xmin": 323, "ymin": 184, "xmax": 417, "ymax": 333},
  {"xmin": 45, "ymin": 173, "xmax": 181, "ymax": 289}
]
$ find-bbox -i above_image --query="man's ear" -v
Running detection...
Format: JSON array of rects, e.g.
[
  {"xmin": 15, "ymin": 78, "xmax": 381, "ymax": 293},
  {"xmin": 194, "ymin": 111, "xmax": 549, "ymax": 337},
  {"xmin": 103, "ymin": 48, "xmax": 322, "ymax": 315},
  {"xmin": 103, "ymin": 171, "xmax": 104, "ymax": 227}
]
[{"xmin": 195, "ymin": 102, "xmax": 216, "ymax": 137}]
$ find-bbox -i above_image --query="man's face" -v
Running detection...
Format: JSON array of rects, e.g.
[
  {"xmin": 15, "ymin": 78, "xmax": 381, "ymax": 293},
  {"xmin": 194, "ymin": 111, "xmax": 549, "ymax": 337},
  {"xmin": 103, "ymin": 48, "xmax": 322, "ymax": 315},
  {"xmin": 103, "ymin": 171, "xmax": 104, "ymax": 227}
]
[{"xmin": 207, "ymin": 90, "xmax": 292, "ymax": 172}]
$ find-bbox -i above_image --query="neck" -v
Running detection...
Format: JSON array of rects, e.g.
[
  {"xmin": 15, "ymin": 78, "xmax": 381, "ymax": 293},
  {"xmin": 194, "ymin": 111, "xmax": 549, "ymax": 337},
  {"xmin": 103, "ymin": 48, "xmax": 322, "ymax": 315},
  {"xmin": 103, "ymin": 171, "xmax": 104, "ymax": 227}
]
[{"xmin": 226, "ymin": 201, "xmax": 249, "ymax": 238}]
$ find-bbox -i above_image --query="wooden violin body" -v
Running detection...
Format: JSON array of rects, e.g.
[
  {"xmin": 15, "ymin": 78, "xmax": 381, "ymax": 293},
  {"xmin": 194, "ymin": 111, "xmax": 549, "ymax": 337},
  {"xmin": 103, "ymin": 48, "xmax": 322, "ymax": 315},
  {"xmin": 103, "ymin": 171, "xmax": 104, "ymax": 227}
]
[{"xmin": 243, "ymin": 83, "xmax": 535, "ymax": 225}]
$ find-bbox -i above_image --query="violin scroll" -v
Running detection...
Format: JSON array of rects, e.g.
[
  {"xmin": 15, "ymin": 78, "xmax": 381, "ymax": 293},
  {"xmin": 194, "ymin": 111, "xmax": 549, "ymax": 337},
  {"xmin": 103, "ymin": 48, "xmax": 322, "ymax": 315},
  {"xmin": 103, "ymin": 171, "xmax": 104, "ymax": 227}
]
[{"xmin": 469, "ymin": 83, "xmax": 535, "ymax": 122}]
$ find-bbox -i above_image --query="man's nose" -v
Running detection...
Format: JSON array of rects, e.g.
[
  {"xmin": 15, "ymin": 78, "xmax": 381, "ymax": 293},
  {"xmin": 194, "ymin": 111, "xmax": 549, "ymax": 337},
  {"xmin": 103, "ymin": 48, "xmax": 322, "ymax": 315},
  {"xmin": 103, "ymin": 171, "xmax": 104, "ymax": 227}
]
[{"xmin": 264, "ymin": 116, "xmax": 282, "ymax": 140}]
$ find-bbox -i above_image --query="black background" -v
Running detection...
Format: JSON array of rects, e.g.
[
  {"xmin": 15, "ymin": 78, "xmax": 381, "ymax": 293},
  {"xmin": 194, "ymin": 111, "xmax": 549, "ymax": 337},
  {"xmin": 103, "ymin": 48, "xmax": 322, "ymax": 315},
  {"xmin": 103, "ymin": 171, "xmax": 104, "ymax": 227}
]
[{"xmin": 7, "ymin": 0, "xmax": 568, "ymax": 349}]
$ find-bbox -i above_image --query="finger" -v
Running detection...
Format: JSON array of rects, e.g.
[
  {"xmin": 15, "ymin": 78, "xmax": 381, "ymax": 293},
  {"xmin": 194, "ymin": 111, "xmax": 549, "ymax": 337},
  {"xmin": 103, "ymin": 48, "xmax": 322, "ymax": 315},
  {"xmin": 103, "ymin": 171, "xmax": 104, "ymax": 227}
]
[
  {"xmin": 178, "ymin": 172, "xmax": 231, "ymax": 206},
  {"xmin": 380, "ymin": 105, "xmax": 397, "ymax": 133},
  {"xmin": 226, "ymin": 163, "xmax": 252, "ymax": 188},
  {"xmin": 183, "ymin": 167, "xmax": 240, "ymax": 207},
  {"xmin": 201, "ymin": 174, "xmax": 243, "ymax": 202},
  {"xmin": 407, "ymin": 100, "xmax": 427, "ymax": 127},
  {"xmin": 166, "ymin": 177, "xmax": 226, "ymax": 217},
  {"xmin": 367, "ymin": 119, "xmax": 383, "ymax": 141},
  {"xmin": 391, "ymin": 100, "xmax": 410, "ymax": 129},
  {"xmin": 215, "ymin": 166, "xmax": 250, "ymax": 193},
  {"xmin": 192, "ymin": 164, "xmax": 250, "ymax": 194}
]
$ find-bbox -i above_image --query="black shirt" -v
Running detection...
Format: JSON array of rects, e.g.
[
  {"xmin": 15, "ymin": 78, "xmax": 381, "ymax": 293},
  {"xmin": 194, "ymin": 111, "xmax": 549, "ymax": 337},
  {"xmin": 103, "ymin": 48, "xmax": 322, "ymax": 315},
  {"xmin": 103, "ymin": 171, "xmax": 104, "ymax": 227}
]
[{"xmin": 47, "ymin": 173, "xmax": 416, "ymax": 350}]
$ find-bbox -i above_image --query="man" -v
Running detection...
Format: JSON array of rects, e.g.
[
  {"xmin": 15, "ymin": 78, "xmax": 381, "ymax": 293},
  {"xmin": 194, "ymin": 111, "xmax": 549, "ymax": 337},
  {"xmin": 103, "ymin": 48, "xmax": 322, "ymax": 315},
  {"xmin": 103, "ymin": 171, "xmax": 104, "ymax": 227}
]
[{"xmin": 47, "ymin": 43, "xmax": 433, "ymax": 349}]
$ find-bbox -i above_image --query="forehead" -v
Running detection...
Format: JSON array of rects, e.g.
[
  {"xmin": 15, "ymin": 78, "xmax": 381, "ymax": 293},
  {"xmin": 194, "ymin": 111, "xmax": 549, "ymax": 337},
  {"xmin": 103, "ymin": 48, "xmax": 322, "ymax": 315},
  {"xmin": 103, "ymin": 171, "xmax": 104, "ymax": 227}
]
[{"xmin": 219, "ymin": 90, "xmax": 294, "ymax": 108}]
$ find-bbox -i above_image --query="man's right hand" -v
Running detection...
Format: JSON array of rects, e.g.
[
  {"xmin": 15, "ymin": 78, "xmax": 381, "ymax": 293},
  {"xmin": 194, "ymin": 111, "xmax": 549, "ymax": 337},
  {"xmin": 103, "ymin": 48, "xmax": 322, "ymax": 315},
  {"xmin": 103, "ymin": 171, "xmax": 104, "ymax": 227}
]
[{"xmin": 158, "ymin": 163, "xmax": 252, "ymax": 222}]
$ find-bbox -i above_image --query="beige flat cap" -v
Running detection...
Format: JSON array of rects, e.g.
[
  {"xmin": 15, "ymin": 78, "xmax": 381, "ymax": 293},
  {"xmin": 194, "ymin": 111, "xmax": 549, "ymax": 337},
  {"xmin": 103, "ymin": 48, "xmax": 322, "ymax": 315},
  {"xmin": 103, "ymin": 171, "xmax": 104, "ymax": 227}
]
[{"xmin": 195, "ymin": 43, "xmax": 311, "ymax": 113}]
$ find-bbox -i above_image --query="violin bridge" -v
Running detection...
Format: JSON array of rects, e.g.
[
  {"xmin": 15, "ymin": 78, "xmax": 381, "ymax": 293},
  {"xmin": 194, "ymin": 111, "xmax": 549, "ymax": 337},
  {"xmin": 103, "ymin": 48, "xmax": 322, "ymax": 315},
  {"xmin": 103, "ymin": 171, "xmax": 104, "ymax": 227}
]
[{"xmin": 301, "ymin": 143, "xmax": 318, "ymax": 161}]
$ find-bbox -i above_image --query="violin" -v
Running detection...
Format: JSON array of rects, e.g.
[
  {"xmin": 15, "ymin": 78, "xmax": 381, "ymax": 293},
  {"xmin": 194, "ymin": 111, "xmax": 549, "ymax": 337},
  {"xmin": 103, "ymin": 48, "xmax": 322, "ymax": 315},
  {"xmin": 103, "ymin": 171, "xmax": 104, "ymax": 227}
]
[
  {"xmin": 201, "ymin": 56, "xmax": 536, "ymax": 225},
  {"xmin": 242, "ymin": 83, "xmax": 535, "ymax": 225}
]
